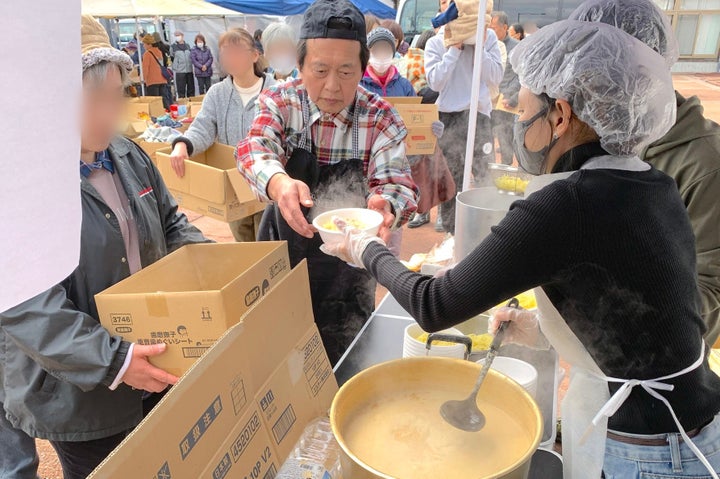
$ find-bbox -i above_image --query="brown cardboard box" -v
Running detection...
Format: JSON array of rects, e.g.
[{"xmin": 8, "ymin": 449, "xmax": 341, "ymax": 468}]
[
  {"xmin": 95, "ymin": 242, "xmax": 290, "ymax": 377},
  {"xmin": 385, "ymin": 96, "xmax": 422, "ymax": 105},
  {"xmin": 119, "ymin": 120, "xmax": 148, "ymax": 138},
  {"xmin": 156, "ymin": 143, "xmax": 266, "ymax": 223},
  {"xmin": 178, "ymin": 95, "xmax": 205, "ymax": 118},
  {"xmin": 89, "ymin": 262, "xmax": 339, "ymax": 479},
  {"xmin": 393, "ymin": 103, "xmax": 439, "ymax": 155},
  {"xmin": 126, "ymin": 96, "xmax": 166, "ymax": 119},
  {"xmin": 134, "ymin": 138, "xmax": 170, "ymax": 165}
]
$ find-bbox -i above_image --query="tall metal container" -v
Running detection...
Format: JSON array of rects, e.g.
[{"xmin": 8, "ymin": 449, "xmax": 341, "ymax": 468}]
[{"xmin": 454, "ymin": 187, "xmax": 518, "ymax": 261}]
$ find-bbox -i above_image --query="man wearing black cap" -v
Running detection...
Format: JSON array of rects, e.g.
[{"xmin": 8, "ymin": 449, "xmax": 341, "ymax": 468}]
[{"xmin": 237, "ymin": 0, "xmax": 418, "ymax": 364}]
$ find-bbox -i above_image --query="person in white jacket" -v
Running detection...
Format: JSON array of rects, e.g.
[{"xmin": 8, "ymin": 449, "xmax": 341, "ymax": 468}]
[{"xmin": 424, "ymin": 3, "xmax": 503, "ymax": 234}]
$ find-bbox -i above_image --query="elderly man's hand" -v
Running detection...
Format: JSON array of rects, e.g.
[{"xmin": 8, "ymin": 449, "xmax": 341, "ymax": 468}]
[
  {"xmin": 267, "ymin": 173, "xmax": 315, "ymax": 238},
  {"xmin": 169, "ymin": 142, "xmax": 189, "ymax": 177},
  {"xmin": 367, "ymin": 195, "xmax": 394, "ymax": 243},
  {"xmin": 122, "ymin": 343, "xmax": 179, "ymax": 393}
]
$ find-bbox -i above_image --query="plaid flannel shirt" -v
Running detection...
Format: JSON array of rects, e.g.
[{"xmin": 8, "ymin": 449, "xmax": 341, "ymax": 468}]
[{"xmin": 236, "ymin": 79, "xmax": 418, "ymax": 225}]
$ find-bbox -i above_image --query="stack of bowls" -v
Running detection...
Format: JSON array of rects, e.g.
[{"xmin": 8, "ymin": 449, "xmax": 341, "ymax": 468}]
[
  {"xmin": 403, "ymin": 324, "xmax": 467, "ymax": 359},
  {"xmin": 477, "ymin": 356, "xmax": 539, "ymax": 399}
]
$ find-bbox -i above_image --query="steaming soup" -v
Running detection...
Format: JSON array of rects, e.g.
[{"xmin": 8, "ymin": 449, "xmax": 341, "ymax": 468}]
[
  {"xmin": 342, "ymin": 388, "xmax": 533, "ymax": 478},
  {"xmin": 321, "ymin": 217, "xmax": 367, "ymax": 232}
]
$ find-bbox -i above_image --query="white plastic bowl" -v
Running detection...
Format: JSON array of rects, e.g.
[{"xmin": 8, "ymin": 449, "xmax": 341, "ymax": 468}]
[
  {"xmin": 477, "ymin": 356, "xmax": 539, "ymax": 398},
  {"xmin": 403, "ymin": 324, "xmax": 467, "ymax": 359},
  {"xmin": 312, "ymin": 208, "xmax": 384, "ymax": 246}
]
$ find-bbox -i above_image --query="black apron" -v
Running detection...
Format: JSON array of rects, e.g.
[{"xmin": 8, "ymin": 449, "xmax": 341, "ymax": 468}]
[{"xmin": 257, "ymin": 94, "xmax": 376, "ymax": 365}]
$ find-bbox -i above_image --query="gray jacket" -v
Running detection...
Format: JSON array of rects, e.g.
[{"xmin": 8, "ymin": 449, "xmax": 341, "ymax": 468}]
[
  {"xmin": 174, "ymin": 74, "xmax": 277, "ymax": 155},
  {"xmin": 498, "ymin": 35, "xmax": 520, "ymax": 107},
  {"xmin": 171, "ymin": 42, "xmax": 193, "ymax": 74},
  {"xmin": 0, "ymin": 137, "xmax": 209, "ymax": 441}
]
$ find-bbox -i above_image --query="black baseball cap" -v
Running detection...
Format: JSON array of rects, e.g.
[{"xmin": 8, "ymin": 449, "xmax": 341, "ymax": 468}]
[{"xmin": 299, "ymin": 0, "xmax": 367, "ymax": 46}]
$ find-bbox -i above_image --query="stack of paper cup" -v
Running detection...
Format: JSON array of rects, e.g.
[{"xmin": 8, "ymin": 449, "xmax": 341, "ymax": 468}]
[
  {"xmin": 477, "ymin": 356, "xmax": 538, "ymax": 399},
  {"xmin": 403, "ymin": 324, "xmax": 467, "ymax": 359}
]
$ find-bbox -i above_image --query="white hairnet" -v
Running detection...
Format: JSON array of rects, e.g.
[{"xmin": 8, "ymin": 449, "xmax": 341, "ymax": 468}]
[
  {"xmin": 509, "ymin": 20, "xmax": 676, "ymax": 157},
  {"xmin": 569, "ymin": 0, "xmax": 679, "ymax": 67}
]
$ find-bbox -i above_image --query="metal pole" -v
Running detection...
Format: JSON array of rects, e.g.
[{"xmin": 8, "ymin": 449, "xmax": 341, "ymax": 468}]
[
  {"xmin": 135, "ymin": 16, "xmax": 146, "ymax": 96},
  {"xmin": 461, "ymin": 0, "xmax": 489, "ymax": 192}
]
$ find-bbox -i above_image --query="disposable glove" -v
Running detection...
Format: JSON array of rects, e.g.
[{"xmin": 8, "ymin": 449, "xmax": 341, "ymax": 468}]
[{"xmin": 319, "ymin": 217, "xmax": 386, "ymax": 268}]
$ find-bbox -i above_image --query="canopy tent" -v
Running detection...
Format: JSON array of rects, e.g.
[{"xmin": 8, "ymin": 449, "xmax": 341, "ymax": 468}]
[
  {"xmin": 208, "ymin": 0, "xmax": 397, "ymax": 19},
  {"xmin": 81, "ymin": 0, "xmax": 239, "ymax": 18},
  {"xmin": 82, "ymin": 0, "xmax": 241, "ymax": 95}
]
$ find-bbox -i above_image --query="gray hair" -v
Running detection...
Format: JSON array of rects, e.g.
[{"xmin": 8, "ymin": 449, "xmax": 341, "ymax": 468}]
[
  {"xmin": 261, "ymin": 23, "xmax": 298, "ymax": 52},
  {"xmin": 83, "ymin": 61, "xmax": 131, "ymax": 87},
  {"xmin": 492, "ymin": 11, "xmax": 510, "ymax": 27}
]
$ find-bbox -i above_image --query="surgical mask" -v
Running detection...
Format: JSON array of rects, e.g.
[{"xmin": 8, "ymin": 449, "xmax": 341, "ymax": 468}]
[
  {"xmin": 175, "ymin": 36, "xmax": 183, "ymax": 43},
  {"xmin": 512, "ymin": 108, "xmax": 559, "ymax": 175},
  {"xmin": 197, "ymin": 42, "xmax": 204, "ymax": 48},
  {"xmin": 369, "ymin": 55, "xmax": 393, "ymax": 74},
  {"xmin": 270, "ymin": 56, "xmax": 296, "ymax": 76}
]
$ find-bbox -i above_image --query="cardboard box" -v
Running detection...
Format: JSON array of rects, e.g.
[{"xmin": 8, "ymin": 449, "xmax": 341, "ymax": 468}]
[
  {"xmin": 119, "ymin": 120, "xmax": 148, "ymax": 138},
  {"xmin": 178, "ymin": 95, "xmax": 205, "ymax": 118},
  {"xmin": 95, "ymin": 242, "xmax": 290, "ymax": 377},
  {"xmin": 134, "ymin": 138, "xmax": 170, "ymax": 165},
  {"xmin": 393, "ymin": 103, "xmax": 439, "ymax": 155},
  {"xmin": 126, "ymin": 96, "xmax": 166, "ymax": 119},
  {"xmin": 89, "ymin": 262, "xmax": 339, "ymax": 479},
  {"xmin": 385, "ymin": 96, "xmax": 422, "ymax": 105},
  {"xmin": 156, "ymin": 143, "xmax": 266, "ymax": 223}
]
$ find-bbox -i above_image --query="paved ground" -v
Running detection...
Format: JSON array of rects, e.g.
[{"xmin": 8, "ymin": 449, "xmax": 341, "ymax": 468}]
[{"xmin": 33, "ymin": 73, "xmax": 720, "ymax": 478}]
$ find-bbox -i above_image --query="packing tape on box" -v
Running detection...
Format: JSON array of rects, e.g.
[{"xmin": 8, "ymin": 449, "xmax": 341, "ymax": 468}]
[{"xmin": 145, "ymin": 292, "xmax": 169, "ymax": 317}]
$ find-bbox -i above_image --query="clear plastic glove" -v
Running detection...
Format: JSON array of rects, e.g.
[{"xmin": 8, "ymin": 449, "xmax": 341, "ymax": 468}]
[
  {"xmin": 431, "ymin": 120, "xmax": 445, "ymax": 139},
  {"xmin": 489, "ymin": 307, "xmax": 551, "ymax": 350},
  {"xmin": 319, "ymin": 217, "xmax": 386, "ymax": 268}
]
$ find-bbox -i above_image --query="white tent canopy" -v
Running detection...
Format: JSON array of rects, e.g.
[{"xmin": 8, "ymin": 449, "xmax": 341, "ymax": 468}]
[{"xmin": 81, "ymin": 0, "xmax": 239, "ymax": 18}]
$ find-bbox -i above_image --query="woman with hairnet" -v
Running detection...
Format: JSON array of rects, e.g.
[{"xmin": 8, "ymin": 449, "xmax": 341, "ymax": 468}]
[
  {"xmin": 322, "ymin": 20, "xmax": 720, "ymax": 479},
  {"xmin": 570, "ymin": 0, "xmax": 720, "ymax": 352}
]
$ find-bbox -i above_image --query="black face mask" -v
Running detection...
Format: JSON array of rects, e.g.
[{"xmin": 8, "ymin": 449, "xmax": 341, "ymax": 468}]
[{"xmin": 513, "ymin": 107, "xmax": 559, "ymax": 176}]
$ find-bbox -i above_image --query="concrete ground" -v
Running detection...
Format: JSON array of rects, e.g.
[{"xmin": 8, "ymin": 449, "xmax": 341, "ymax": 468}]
[{"xmin": 31, "ymin": 73, "xmax": 720, "ymax": 478}]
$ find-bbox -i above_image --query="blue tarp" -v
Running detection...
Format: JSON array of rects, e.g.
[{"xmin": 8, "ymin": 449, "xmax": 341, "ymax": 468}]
[{"xmin": 207, "ymin": 0, "xmax": 396, "ymax": 19}]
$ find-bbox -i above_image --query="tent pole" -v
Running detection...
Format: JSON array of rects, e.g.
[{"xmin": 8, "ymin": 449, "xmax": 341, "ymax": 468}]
[
  {"xmin": 461, "ymin": 0, "xmax": 488, "ymax": 192},
  {"xmin": 135, "ymin": 16, "xmax": 146, "ymax": 96}
]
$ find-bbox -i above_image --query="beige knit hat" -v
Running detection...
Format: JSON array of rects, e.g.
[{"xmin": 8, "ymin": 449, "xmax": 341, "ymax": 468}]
[{"xmin": 81, "ymin": 14, "xmax": 133, "ymax": 72}]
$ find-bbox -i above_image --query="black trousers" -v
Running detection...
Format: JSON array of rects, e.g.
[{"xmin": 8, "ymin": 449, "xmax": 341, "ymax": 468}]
[
  {"xmin": 49, "ymin": 391, "xmax": 166, "ymax": 479},
  {"xmin": 145, "ymin": 83, "xmax": 171, "ymax": 109},
  {"xmin": 492, "ymin": 109, "xmax": 518, "ymax": 166},
  {"xmin": 175, "ymin": 72, "xmax": 195, "ymax": 98},
  {"xmin": 438, "ymin": 110, "xmax": 494, "ymax": 235},
  {"xmin": 196, "ymin": 76, "xmax": 212, "ymax": 94}
]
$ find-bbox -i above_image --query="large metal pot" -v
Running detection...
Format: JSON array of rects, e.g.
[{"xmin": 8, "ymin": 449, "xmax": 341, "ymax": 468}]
[
  {"xmin": 330, "ymin": 357, "xmax": 543, "ymax": 479},
  {"xmin": 454, "ymin": 187, "xmax": 517, "ymax": 261}
]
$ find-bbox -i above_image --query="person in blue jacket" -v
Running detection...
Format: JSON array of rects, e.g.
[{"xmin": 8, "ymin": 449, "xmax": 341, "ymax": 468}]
[{"xmin": 360, "ymin": 27, "xmax": 415, "ymax": 97}]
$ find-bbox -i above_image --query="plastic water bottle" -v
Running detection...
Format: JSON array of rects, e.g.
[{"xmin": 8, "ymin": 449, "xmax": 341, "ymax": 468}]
[{"xmin": 275, "ymin": 417, "xmax": 344, "ymax": 479}]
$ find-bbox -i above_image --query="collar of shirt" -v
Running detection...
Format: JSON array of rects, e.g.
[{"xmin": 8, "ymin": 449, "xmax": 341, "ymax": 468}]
[
  {"xmin": 80, "ymin": 150, "xmax": 114, "ymax": 178},
  {"xmin": 305, "ymin": 89, "xmax": 353, "ymax": 133}
]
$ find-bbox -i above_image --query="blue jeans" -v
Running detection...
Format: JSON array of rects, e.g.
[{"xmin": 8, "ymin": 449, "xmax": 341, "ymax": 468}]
[
  {"xmin": 0, "ymin": 403, "xmax": 38, "ymax": 479},
  {"xmin": 604, "ymin": 412, "xmax": 720, "ymax": 478}
]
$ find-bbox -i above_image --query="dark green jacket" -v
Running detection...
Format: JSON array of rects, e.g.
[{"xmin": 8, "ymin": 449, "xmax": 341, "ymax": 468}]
[
  {"xmin": 644, "ymin": 92, "xmax": 720, "ymax": 345},
  {"xmin": 0, "ymin": 136, "xmax": 209, "ymax": 441}
]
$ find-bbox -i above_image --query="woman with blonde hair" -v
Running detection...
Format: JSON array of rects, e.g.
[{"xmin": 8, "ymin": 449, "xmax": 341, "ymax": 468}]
[{"xmin": 170, "ymin": 28, "xmax": 277, "ymax": 242}]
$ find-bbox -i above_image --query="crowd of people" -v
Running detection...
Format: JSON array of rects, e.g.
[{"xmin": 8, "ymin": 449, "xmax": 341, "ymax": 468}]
[{"xmin": 1, "ymin": 0, "xmax": 720, "ymax": 478}]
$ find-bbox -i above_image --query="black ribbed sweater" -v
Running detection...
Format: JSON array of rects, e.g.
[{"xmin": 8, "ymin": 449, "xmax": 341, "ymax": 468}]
[{"xmin": 363, "ymin": 150, "xmax": 720, "ymax": 434}]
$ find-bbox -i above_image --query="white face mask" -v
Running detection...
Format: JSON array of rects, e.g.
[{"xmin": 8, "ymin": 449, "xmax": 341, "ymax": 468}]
[
  {"xmin": 369, "ymin": 55, "xmax": 393, "ymax": 75},
  {"xmin": 270, "ymin": 55, "xmax": 296, "ymax": 76},
  {"xmin": 197, "ymin": 42, "xmax": 204, "ymax": 48},
  {"xmin": 175, "ymin": 36, "xmax": 183, "ymax": 43}
]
